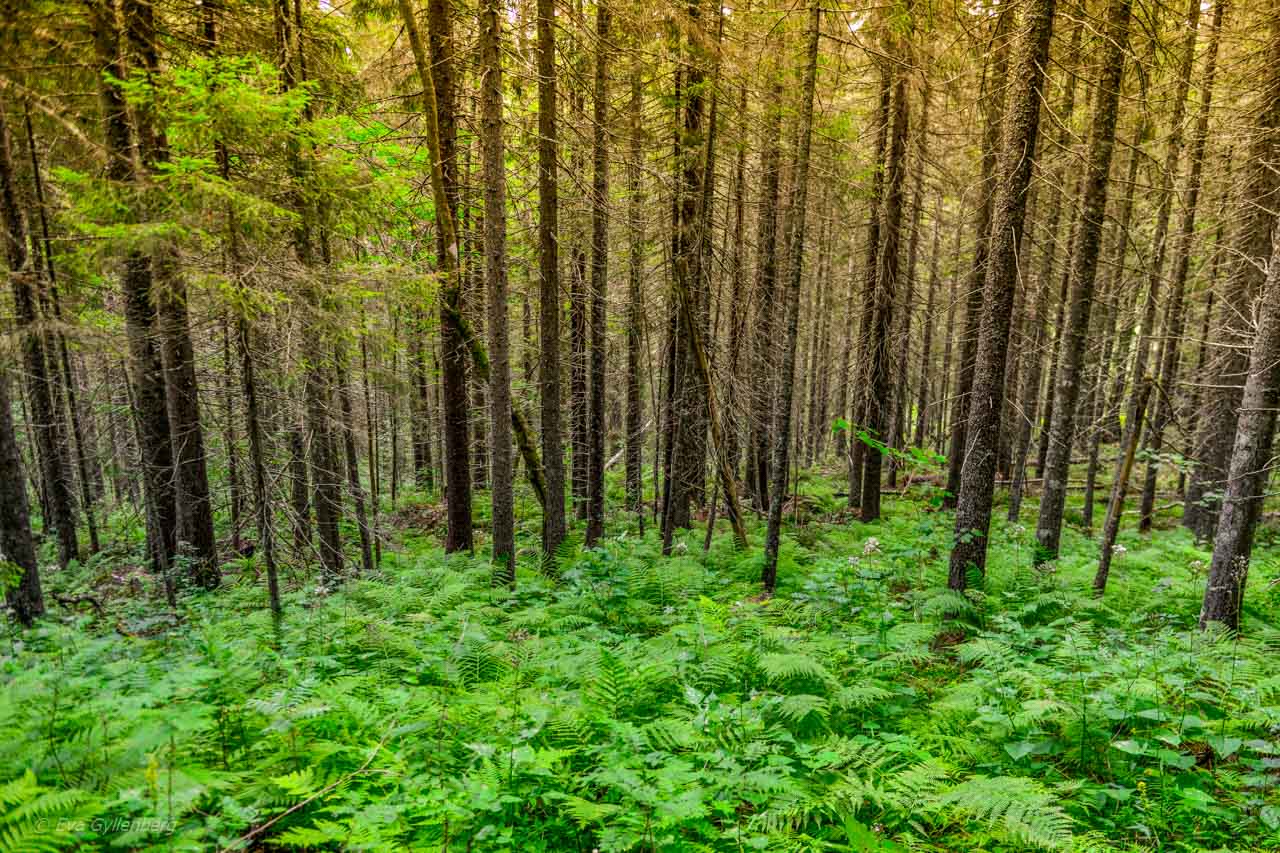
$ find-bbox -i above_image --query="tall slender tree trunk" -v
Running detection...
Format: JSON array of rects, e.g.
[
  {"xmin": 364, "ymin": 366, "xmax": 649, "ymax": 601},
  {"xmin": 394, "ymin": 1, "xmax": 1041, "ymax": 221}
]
[
  {"xmin": 747, "ymin": 71, "xmax": 783, "ymax": 509},
  {"xmin": 534, "ymin": 0, "xmax": 566, "ymax": 557},
  {"xmin": 1093, "ymin": 377, "xmax": 1152, "ymax": 594},
  {"xmin": 762, "ymin": 0, "xmax": 820, "ymax": 592},
  {"xmin": 584, "ymin": 2, "xmax": 611, "ymax": 547},
  {"xmin": 860, "ymin": 36, "xmax": 912, "ymax": 524},
  {"xmin": 888, "ymin": 87, "xmax": 930, "ymax": 483},
  {"xmin": 1184, "ymin": 15, "xmax": 1280, "ymax": 543},
  {"xmin": 724, "ymin": 84, "xmax": 749, "ymax": 478},
  {"xmin": 425, "ymin": 0, "xmax": 472, "ymax": 552},
  {"xmin": 1034, "ymin": 0, "xmax": 1132, "ymax": 563},
  {"xmin": 411, "ymin": 330, "xmax": 434, "ymax": 491},
  {"xmin": 0, "ymin": 363, "xmax": 42, "ymax": 626},
  {"xmin": 480, "ymin": 0, "xmax": 515, "ymax": 579},
  {"xmin": 1139, "ymin": 0, "xmax": 1223, "ymax": 532},
  {"xmin": 275, "ymin": 0, "xmax": 343, "ymax": 584},
  {"xmin": 124, "ymin": 0, "xmax": 220, "ymax": 583},
  {"xmin": 0, "ymin": 102, "xmax": 79, "ymax": 570},
  {"xmin": 625, "ymin": 70, "xmax": 646, "ymax": 519},
  {"xmin": 1199, "ymin": 224, "xmax": 1280, "ymax": 630},
  {"xmin": 948, "ymin": 0, "xmax": 1056, "ymax": 587},
  {"xmin": 22, "ymin": 108, "xmax": 100, "ymax": 555},
  {"xmin": 336, "ymin": 352, "xmax": 375, "ymax": 576},
  {"xmin": 236, "ymin": 316, "xmax": 281, "ymax": 615},
  {"xmin": 913, "ymin": 192, "xmax": 944, "ymax": 449},
  {"xmin": 943, "ymin": 8, "xmax": 1012, "ymax": 510},
  {"xmin": 661, "ymin": 1, "xmax": 710, "ymax": 551},
  {"xmin": 847, "ymin": 70, "xmax": 891, "ymax": 510}
]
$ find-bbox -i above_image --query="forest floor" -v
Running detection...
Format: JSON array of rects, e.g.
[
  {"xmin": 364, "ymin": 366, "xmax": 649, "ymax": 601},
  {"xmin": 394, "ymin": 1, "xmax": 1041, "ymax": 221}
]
[{"xmin": 3, "ymin": 468, "xmax": 1280, "ymax": 852}]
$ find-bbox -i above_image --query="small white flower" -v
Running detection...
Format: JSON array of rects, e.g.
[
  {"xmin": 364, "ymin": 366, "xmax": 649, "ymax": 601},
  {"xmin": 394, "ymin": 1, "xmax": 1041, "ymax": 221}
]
[
  {"xmin": 862, "ymin": 538, "xmax": 881, "ymax": 556},
  {"xmin": 1112, "ymin": 544, "xmax": 1127, "ymax": 556}
]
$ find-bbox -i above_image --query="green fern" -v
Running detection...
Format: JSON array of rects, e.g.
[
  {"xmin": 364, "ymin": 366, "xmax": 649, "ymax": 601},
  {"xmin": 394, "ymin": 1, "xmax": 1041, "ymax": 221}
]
[{"xmin": 0, "ymin": 771, "xmax": 95, "ymax": 853}]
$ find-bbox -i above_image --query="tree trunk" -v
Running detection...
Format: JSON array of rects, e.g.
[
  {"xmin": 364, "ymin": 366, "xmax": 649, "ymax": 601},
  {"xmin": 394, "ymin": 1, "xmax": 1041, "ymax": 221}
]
[
  {"xmin": 1034, "ymin": 0, "xmax": 1132, "ymax": 564},
  {"xmin": 913, "ymin": 192, "xmax": 944, "ymax": 449},
  {"xmin": 746, "ymin": 71, "xmax": 783, "ymax": 510},
  {"xmin": 948, "ymin": 0, "xmax": 1055, "ymax": 587},
  {"xmin": 1139, "ymin": 0, "xmax": 1223, "ymax": 532},
  {"xmin": 661, "ymin": 3, "xmax": 710, "ymax": 552},
  {"xmin": 625, "ymin": 70, "xmax": 646, "ymax": 518},
  {"xmin": 943, "ymin": 7, "xmax": 1013, "ymax": 510},
  {"xmin": 1198, "ymin": 229, "xmax": 1280, "ymax": 630},
  {"xmin": 762, "ymin": 0, "xmax": 820, "ymax": 592},
  {"xmin": 860, "ymin": 40, "xmax": 912, "ymax": 524},
  {"xmin": 1184, "ymin": 18, "xmax": 1280, "ymax": 543},
  {"xmin": 888, "ymin": 87, "xmax": 930, "ymax": 483},
  {"xmin": 0, "ymin": 363, "xmax": 43, "ymax": 626},
  {"xmin": 0, "ymin": 101, "xmax": 79, "ymax": 570},
  {"xmin": 126, "ymin": 0, "xmax": 219, "ymax": 584},
  {"xmin": 336, "ymin": 351, "xmax": 374, "ymax": 577},
  {"xmin": 22, "ymin": 108, "xmax": 100, "ymax": 554},
  {"xmin": 1093, "ymin": 377, "xmax": 1152, "ymax": 594},
  {"xmin": 534, "ymin": 0, "xmax": 567, "ymax": 558},
  {"xmin": 237, "ymin": 317, "xmax": 281, "ymax": 615},
  {"xmin": 480, "ymin": 0, "xmax": 516, "ymax": 580},
  {"xmin": 156, "ymin": 257, "xmax": 219, "ymax": 580},
  {"xmin": 583, "ymin": 3, "xmax": 611, "ymax": 546}
]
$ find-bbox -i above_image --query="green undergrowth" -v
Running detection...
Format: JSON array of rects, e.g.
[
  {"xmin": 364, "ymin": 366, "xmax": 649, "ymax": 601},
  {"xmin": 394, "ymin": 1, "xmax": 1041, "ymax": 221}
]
[{"xmin": 2, "ymin": 472, "xmax": 1280, "ymax": 852}]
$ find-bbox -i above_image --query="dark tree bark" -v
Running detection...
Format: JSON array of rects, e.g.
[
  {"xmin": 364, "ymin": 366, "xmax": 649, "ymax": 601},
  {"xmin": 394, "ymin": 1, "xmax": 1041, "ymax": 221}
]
[
  {"xmin": 424, "ymin": 0, "xmax": 472, "ymax": 553},
  {"xmin": 1034, "ymin": 0, "xmax": 1132, "ymax": 563},
  {"xmin": 1139, "ymin": 0, "xmax": 1223, "ymax": 532},
  {"xmin": 948, "ymin": 0, "xmax": 1056, "ymax": 587},
  {"xmin": 1184, "ymin": 18, "xmax": 1280, "ymax": 543},
  {"xmin": 661, "ymin": 1, "xmax": 710, "ymax": 552},
  {"xmin": 1007, "ymin": 12, "xmax": 1083, "ymax": 521},
  {"xmin": 847, "ymin": 69, "xmax": 891, "ymax": 510},
  {"xmin": 625, "ymin": 69, "xmax": 645, "ymax": 519},
  {"xmin": 746, "ymin": 70, "xmax": 783, "ymax": 509},
  {"xmin": 21, "ymin": 109, "xmax": 100, "ymax": 555},
  {"xmin": 1093, "ymin": 376, "xmax": 1152, "ymax": 594},
  {"xmin": 943, "ymin": 7, "xmax": 1013, "ymax": 510},
  {"xmin": 833, "ymin": 254, "xmax": 858, "ymax": 461},
  {"xmin": 0, "ymin": 101, "xmax": 78, "ymax": 570},
  {"xmin": 535, "ymin": 0, "xmax": 567, "ymax": 557},
  {"xmin": 411, "ymin": 330, "xmax": 435, "ymax": 492},
  {"xmin": 0, "ymin": 363, "xmax": 42, "ymax": 626},
  {"xmin": 1198, "ymin": 231, "xmax": 1280, "ymax": 630},
  {"xmin": 275, "ymin": 0, "xmax": 343, "ymax": 583},
  {"xmin": 222, "ymin": 320, "xmax": 243, "ymax": 553},
  {"xmin": 724, "ymin": 84, "xmax": 749, "ymax": 480},
  {"xmin": 913, "ymin": 192, "xmax": 944, "ymax": 449},
  {"xmin": 156, "ymin": 257, "xmax": 218, "ymax": 579},
  {"xmin": 288, "ymin": 425, "xmax": 311, "ymax": 556},
  {"xmin": 123, "ymin": 0, "xmax": 219, "ymax": 583},
  {"xmin": 361, "ymin": 335, "xmax": 381, "ymax": 565},
  {"xmin": 860, "ymin": 42, "xmax": 912, "ymax": 524},
  {"xmin": 336, "ymin": 352, "xmax": 374, "ymax": 577},
  {"xmin": 762, "ymin": 0, "xmax": 820, "ymax": 592},
  {"xmin": 584, "ymin": 2, "xmax": 611, "ymax": 547},
  {"xmin": 307, "ymin": 368, "xmax": 346, "ymax": 585},
  {"xmin": 480, "ymin": 0, "xmax": 515, "ymax": 580},
  {"xmin": 237, "ymin": 316, "xmax": 281, "ymax": 616},
  {"xmin": 887, "ymin": 86, "xmax": 930, "ymax": 484}
]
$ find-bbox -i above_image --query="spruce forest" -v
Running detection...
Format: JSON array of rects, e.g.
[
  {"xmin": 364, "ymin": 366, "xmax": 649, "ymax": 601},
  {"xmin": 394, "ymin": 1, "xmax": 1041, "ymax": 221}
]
[{"xmin": 1, "ymin": 0, "xmax": 1280, "ymax": 848}]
